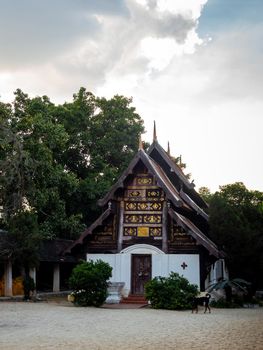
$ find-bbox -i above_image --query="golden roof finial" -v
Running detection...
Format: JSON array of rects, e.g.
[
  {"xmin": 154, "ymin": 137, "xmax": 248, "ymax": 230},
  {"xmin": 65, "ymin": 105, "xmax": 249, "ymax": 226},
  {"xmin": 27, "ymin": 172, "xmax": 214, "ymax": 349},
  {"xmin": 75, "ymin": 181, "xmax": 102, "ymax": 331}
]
[
  {"xmin": 179, "ymin": 154, "xmax": 182, "ymax": 167},
  {"xmin": 167, "ymin": 141, "xmax": 170, "ymax": 155},
  {"xmin": 153, "ymin": 120, "xmax": 157, "ymax": 142},
  {"xmin": 138, "ymin": 134, "xmax": 143, "ymax": 150}
]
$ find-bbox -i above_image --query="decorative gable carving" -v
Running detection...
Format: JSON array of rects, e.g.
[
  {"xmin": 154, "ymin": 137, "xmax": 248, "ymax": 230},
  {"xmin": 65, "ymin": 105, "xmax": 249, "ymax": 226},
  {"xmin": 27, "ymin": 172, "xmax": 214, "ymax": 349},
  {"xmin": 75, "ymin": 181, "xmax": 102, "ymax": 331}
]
[{"xmin": 123, "ymin": 172, "xmax": 164, "ymax": 238}]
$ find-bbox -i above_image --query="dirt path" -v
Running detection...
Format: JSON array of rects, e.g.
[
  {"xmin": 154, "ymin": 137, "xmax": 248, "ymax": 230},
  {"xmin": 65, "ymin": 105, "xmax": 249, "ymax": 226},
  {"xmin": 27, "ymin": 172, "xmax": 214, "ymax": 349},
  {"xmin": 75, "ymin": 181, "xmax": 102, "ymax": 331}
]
[{"xmin": 0, "ymin": 301, "xmax": 262, "ymax": 349}]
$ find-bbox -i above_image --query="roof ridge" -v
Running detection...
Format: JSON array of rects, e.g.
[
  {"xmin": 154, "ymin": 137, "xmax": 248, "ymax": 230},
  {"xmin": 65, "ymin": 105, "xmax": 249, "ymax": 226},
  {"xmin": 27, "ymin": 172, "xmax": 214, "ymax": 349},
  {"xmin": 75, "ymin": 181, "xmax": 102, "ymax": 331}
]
[{"xmin": 147, "ymin": 141, "xmax": 193, "ymax": 187}]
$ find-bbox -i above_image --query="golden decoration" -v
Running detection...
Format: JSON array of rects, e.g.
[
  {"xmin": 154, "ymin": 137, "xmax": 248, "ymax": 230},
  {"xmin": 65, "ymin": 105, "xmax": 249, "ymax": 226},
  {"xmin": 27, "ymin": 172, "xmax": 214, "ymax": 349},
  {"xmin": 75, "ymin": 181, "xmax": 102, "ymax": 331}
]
[
  {"xmin": 129, "ymin": 190, "xmax": 141, "ymax": 197},
  {"xmin": 137, "ymin": 227, "xmax": 149, "ymax": 237},
  {"xmin": 150, "ymin": 202, "xmax": 162, "ymax": 211},
  {"xmin": 125, "ymin": 215, "xmax": 143, "ymax": 223},
  {"xmin": 146, "ymin": 189, "xmax": 162, "ymax": 198},
  {"xmin": 144, "ymin": 214, "xmax": 162, "ymax": 223},
  {"xmin": 150, "ymin": 228, "xmax": 162, "ymax": 237},
  {"xmin": 124, "ymin": 227, "xmax": 136, "ymax": 236},
  {"xmin": 137, "ymin": 202, "xmax": 148, "ymax": 210},
  {"xmin": 125, "ymin": 202, "xmax": 137, "ymax": 210},
  {"xmin": 137, "ymin": 177, "xmax": 152, "ymax": 185}
]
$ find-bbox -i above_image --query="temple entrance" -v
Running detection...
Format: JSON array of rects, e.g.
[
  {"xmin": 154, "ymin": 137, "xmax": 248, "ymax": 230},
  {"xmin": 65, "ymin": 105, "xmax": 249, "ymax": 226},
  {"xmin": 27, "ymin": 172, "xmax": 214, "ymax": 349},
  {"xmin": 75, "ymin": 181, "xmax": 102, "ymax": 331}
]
[{"xmin": 131, "ymin": 254, "xmax": 151, "ymax": 295}]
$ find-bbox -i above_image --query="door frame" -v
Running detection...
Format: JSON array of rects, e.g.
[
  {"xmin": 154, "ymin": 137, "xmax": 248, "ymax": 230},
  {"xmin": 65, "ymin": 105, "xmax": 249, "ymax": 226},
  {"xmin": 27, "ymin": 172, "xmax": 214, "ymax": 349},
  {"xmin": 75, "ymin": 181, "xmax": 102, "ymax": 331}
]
[{"xmin": 131, "ymin": 254, "xmax": 152, "ymax": 295}]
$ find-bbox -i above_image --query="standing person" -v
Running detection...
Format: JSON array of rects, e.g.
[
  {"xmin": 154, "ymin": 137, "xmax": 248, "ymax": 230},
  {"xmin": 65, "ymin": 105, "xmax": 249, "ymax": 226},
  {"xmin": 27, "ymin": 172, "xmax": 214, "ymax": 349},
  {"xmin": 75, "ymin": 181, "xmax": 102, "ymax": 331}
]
[{"xmin": 204, "ymin": 293, "xmax": 211, "ymax": 313}]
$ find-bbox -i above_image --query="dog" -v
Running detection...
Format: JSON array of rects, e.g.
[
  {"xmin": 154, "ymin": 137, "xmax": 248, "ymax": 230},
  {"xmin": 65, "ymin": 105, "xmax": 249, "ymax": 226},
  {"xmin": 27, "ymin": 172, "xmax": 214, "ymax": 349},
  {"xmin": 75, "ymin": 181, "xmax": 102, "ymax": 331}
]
[{"xmin": 192, "ymin": 293, "xmax": 211, "ymax": 313}]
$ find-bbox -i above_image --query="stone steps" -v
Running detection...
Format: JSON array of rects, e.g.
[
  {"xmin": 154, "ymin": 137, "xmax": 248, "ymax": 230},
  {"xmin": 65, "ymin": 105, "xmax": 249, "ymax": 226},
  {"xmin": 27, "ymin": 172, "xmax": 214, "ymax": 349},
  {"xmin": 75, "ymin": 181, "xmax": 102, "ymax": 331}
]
[{"xmin": 120, "ymin": 295, "xmax": 148, "ymax": 305}]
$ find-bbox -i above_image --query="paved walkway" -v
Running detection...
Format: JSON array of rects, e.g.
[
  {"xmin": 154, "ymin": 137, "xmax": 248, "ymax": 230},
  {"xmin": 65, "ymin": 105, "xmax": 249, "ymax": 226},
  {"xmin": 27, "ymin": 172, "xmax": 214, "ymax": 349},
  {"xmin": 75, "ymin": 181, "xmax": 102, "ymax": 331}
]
[{"xmin": 0, "ymin": 300, "xmax": 262, "ymax": 349}]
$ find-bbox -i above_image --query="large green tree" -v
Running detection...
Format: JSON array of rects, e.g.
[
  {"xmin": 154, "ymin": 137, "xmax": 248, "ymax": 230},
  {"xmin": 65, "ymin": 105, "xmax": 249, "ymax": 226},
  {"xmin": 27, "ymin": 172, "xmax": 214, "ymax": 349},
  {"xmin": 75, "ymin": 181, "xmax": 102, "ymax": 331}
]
[
  {"xmin": 54, "ymin": 89, "xmax": 144, "ymax": 224},
  {"xmin": 0, "ymin": 88, "xmax": 145, "ymax": 249},
  {"xmin": 207, "ymin": 182, "xmax": 263, "ymax": 289}
]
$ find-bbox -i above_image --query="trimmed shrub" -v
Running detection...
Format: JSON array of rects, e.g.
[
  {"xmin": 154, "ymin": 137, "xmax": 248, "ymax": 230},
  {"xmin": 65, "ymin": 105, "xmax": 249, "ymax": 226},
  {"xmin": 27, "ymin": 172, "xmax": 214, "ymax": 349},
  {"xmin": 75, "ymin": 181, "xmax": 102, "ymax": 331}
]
[
  {"xmin": 145, "ymin": 272, "xmax": 198, "ymax": 310},
  {"xmin": 69, "ymin": 260, "xmax": 112, "ymax": 307},
  {"xmin": 210, "ymin": 298, "xmax": 242, "ymax": 308}
]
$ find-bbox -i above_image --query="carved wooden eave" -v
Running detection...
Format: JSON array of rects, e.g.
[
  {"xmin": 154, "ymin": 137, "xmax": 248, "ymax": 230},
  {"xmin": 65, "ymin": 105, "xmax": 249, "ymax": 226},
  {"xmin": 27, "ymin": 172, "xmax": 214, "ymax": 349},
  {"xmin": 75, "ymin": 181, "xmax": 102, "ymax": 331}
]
[
  {"xmin": 64, "ymin": 208, "xmax": 113, "ymax": 254},
  {"xmin": 148, "ymin": 141, "xmax": 208, "ymax": 209},
  {"xmin": 140, "ymin": 150, "xmax": 184, "ymax": 207},
  {"xmin": 168, "ymin": 208, "xmax": 221, "ymax": 258},
  {"xmin": 98, "ymin": 151, "xmax": 143, "ymax": 207},
  {"xmin": 179, "ymin": 190, "xmax": 209, "ymax": 221},
  {"xmin": 98, "ymin": 149, "xmax": 187, "ymax": 209}
]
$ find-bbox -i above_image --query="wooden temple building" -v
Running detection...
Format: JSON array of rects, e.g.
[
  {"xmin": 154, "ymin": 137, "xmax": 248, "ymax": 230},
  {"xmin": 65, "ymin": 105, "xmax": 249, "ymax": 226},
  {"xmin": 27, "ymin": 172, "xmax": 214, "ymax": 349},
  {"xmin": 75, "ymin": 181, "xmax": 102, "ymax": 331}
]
[
  {"xmin": 0, "ymin": 124, "xmax": 226, "ymax": 299},
  {"xmin": 66, "ymin": 126, "xmax": 227, "ymax": 301}
]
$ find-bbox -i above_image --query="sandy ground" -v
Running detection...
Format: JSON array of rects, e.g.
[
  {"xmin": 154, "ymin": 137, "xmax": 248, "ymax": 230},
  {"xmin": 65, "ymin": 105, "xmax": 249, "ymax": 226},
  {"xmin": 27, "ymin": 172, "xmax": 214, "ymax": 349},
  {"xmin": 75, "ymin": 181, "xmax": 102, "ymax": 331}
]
[{"xmin": 0, "ymin": 300, "xmax": 263, "ymax": 350}]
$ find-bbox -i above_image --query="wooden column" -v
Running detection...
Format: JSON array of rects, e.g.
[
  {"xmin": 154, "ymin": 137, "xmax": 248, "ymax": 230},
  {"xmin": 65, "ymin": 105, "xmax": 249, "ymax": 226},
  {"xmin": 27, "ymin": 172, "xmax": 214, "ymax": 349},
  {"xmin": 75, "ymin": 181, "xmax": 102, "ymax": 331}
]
[
  {"xmin": 4, "ymin": 259, "xmax": 13, "ymax": 297},
  {"xmin": 29, "ymin": 267, "xmax": 37, "ymax": 286},
  {"xmin": 29, "ymin": 267, "xmax": 36, "ymax": 284},
  {"xmin": 117, "ymin": 201, "xmax": 124, "ymax": 252},
  {"xmin": 53, "ymin": 263, "xmax": 60, "ymax": 293},
  {"xmin": 29, "ymin": 267, "xmax": 37, "ymax": 297},
  {"xmin": 162, "ymin": 201, "xmax": 168, "ymax": 253}
]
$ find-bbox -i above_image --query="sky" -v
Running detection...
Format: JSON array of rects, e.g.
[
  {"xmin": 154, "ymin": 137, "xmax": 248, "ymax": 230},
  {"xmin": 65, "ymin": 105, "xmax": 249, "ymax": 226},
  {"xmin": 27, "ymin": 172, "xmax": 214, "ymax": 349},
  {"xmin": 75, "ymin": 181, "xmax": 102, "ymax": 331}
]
[{"xmin": 0, "ymin": 0, "xmax": 262, "ymax": 192}]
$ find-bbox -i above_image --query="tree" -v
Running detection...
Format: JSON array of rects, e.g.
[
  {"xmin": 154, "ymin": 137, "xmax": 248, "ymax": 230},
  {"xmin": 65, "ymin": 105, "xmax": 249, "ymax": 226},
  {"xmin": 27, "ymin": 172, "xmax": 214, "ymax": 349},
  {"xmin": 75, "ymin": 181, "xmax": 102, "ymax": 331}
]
[
  {"xmin": 0, "ymin": 88, "xmax": 145, "ymax": 251},
  {"xmin": 198, "ymin": 186, "xmax": 212, "ymax": 204},
  {"xmin": 0, "ymin": 89, "xmax": 83, "ymax": 240},
  {"xmin": 209, "ymin": 182, "xmax": 263, "ymax": 290},
  {"xmin": 55, "ymin": 91, "xmax": 145, "ymax": 224}
]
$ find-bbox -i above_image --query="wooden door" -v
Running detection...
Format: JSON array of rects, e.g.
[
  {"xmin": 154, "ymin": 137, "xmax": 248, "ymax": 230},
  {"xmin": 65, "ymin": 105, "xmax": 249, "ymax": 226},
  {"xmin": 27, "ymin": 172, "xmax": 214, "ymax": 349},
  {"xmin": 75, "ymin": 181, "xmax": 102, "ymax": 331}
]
[{"xmin": 131, "ymin": 254, "xmax": 152, "ymax": 295}]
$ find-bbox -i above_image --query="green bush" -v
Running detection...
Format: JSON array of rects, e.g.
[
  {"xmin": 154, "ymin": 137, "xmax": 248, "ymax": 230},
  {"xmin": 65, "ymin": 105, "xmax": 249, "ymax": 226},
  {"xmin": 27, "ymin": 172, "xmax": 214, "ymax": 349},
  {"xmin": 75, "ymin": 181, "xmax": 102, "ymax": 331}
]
[
  {"xmin": 145, "ymin": 272, "xmax": 198, "ymax": 310},
  {"xmin": 210, "ymin": 297, "xmax": 242, "ymax": 308},
  {"xmin": 69, "ymin": 260, "xmax": 112, "ymax": 307}
]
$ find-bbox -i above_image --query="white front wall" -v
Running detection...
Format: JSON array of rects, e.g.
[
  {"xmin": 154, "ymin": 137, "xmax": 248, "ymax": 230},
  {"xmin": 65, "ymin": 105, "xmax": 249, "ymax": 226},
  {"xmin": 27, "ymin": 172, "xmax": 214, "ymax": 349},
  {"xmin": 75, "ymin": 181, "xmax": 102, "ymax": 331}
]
[{"xmin": 87, "ymin": 244, "xmax": 200, "ymax": 296}]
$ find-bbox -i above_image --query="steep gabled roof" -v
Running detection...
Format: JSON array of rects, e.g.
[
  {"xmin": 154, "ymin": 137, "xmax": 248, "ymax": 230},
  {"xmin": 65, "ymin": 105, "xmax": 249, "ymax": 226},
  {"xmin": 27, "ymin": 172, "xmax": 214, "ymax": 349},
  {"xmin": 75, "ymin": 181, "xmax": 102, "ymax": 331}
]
[
  {"xmin": 179, "ymin": 190, "xmax": 208, "ymax": 220},
  {"xmin": 65, "ymin": 137, "xmax": 221, "ymax": 259},
  {"xmin": 98, "ymin": 149, "xmax": 189, "ymax": 209},
  {"xmin": 148, "ymin": 141, "xmax": 208, "ymax": 210},
  {"xmin": 39, "ymin": 239, "xmax": 76, "ymax": 262},
  {"xmin": 168, "ymin": 208, "xmax": 221, "ymax": 258},
  {"xmin": 65, "ymin": 208, "xmax": 113, "ymax": 254}
]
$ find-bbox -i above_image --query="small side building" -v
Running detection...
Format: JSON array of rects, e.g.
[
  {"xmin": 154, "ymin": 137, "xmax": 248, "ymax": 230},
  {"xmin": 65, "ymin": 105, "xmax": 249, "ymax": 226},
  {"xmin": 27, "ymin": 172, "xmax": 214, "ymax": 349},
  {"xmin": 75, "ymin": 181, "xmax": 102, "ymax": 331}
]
[
  {"xmin": 66, "ymin": 132, "xmax": 226, "ymax": 299},
  {"xmin": 0, "ymin": 236, "xmax": 77, "ymax": 297}
]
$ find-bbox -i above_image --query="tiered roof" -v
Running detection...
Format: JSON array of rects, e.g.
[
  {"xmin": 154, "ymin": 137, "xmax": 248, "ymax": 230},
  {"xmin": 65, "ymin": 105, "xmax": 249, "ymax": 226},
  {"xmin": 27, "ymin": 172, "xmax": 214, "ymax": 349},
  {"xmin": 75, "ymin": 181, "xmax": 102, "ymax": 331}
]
[{"xmin": 66, "ymin": 127, "xmax": 222, "ymax": 258}]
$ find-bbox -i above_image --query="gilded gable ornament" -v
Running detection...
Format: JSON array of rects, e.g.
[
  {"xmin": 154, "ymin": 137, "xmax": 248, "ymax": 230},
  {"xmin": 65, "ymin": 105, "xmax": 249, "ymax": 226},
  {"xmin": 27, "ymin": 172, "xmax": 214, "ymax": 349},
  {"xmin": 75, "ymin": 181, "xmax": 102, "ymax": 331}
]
[
  {"xmin": 137, "ymin": 202, "xmax": 148, "ymax": 211},
  {"xmin": 150, "ymin": 202, "xmax": 162, "ymax": 211},
  {"xmin": 143, "ymin": 214, "xmax": 162, "ymax": 224},
  {"xmin": 149, "ymin": 227, "xmax": 162, "ymax": 236},
  {"xmin": 129, "ymin": 190, "xmax": 141, "ymax": 197},
  {"xmin": 137, "ymin": 177, "xmax": 153, "ymax": 185},
  {"xmin": 137, "ymin": 227, "xmax": 149, "ymax": 237},
  {"xmin": 124, "ymin": 227, "xmax": 137, "ymax": 236},
  {"xmin": 124, "ymin": 215, "xmax": 143, "ymax": 224},
  {"xmin": 125, "ymin": 202, "xmax": 137, "ymax": 211}
]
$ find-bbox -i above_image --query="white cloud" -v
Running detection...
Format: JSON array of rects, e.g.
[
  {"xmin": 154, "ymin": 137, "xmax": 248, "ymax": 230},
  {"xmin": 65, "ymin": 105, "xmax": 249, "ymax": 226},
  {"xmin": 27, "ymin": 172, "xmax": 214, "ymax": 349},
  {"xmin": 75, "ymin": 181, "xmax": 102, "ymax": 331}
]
[
  {"xmin": 0, "ymin": 0, "xmax": 262, "ymax": 191},
  {"xmin": 0, "ymin": 0, "xmax": 204, "ymax": 100},
  {"xmin": 125, "ymin": 25, "xmax": 263, "ymax": 191}
]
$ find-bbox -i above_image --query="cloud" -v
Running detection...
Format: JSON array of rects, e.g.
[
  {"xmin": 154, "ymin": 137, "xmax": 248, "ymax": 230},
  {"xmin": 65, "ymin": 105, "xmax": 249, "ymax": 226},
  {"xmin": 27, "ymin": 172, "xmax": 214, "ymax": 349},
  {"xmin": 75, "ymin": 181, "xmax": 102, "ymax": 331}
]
[
  {"xmin": 0, "ymin": 0, "xmax": 205, "ymax": 99},
  {"xmin": 132, "ymin": 22, "xmax": 263, "ymax": 109},
  {"xmin": 196, "ymin": 25, "xmax": 263, "ymax": 102},
  {"xmin": 134, "ymin": 26, "xmax": 263, "ymax": 190},
  {"xmin": 1, "ymin": 0, "xmax": 262, "ymax": 191},
  {"xmin": 2, "ymin": 0, "xmax": 261, "ymax": 108},
  {"xmin": 0, "ymin": 0, "xmax": 129, "ymax": 69}
]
